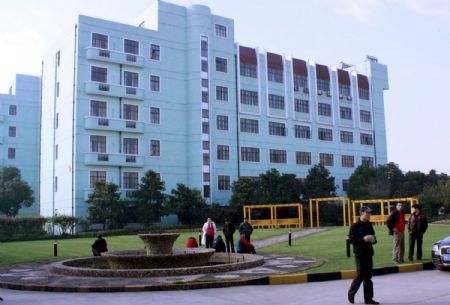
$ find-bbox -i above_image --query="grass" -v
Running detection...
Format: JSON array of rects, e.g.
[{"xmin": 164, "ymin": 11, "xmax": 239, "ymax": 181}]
[
  {"xmin": 258, "ymin": 225, "xmax": 450, "ymax": 273},
  {"xmin": 0, "ymin": 228, "xmax": 298, "ymax": 267}
]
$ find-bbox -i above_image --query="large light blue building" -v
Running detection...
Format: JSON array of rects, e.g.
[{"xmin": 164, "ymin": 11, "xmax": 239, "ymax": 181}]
[
  {"xmin": 0, "ymin": 74, "xmax": 41, "ymax": 215},
  {"xmin": 40, "ymin": 0, "xmax": 388, "ymax": 219}
]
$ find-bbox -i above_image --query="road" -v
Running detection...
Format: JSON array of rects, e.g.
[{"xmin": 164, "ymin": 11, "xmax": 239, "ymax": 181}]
[{"xmin": 0, "ymin": 270, "xmax": 449, "ymax": 304}]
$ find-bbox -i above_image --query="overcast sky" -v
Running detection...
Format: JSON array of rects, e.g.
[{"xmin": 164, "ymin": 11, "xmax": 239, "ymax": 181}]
[{"xmin": 1, "ymin": 0, "xmax": 449, "ymax": 174}]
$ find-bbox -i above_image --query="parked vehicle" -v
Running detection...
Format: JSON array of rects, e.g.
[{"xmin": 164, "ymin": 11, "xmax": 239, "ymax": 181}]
[{"xmin": 432, "ymin": 236, "xmax": 450, "ymax": 271}]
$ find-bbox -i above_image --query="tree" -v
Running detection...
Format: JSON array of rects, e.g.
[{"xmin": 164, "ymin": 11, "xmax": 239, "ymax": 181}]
[
  {"xmin": 52, "ymin": 215, "xmax": 80, "ymax": 235},
  {"xmin": 166, "ymin": 184, "xmax": 208, "ymax": 225},
  {"xmin": 132, "ymin": 170, "xmax": 166, "ymax": 226},
  {"xmin": 346, "ymin": 165, "xmax": 390, "ymax": 199},
  {"xmin": 421, "ymin": 179, "xmax": 450, "ymax": 216},
  {"xmin": 229, "ymin": 177, "xmax": 259, "ymax": 215},
  {"xmin": 87, "ymin": 182, "xmax": 126, "ymax": 229},
  {"xmin": 0, "ymin": 167, "xmax": 34, "ymax": 216},
  {"xmin": 302, "ymin": 164, "xmax": 336, "ymax": 200}
]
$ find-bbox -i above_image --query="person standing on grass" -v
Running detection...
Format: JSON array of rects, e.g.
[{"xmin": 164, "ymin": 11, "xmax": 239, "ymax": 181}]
[
  {"xmin": 348, "ymin": 206, "xmax": 379, "ymax": 305},
  {"xmin": 201, "ymin": 217, "xmax": 216, "ymax": 248},
  {"xmin": 239, "ymin": 217, "xmax": 253, "ymax": 242},
  {"xmin": 408, "ymin": 203, "xmax": 428, "ymax": 262},
  {"xmin": 386, "ymin": 202, "xmax": 405, "ymax": 264},
  {"xmin": 223, "ymin": 218, "xmax": 236, "ymax": 253}
]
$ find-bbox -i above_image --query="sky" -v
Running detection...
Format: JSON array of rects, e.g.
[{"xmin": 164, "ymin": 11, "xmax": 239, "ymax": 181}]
[{"xmin": 0, "ymin": 0, "xmax": 449, "ymax": 174}]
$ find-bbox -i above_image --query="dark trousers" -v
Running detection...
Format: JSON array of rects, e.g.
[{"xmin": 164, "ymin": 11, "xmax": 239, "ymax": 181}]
[
  {"xmin": 205, "ymin": 235, "xmax": 214, "ymax": 248},
  {"xmin": 225, "ymin": 236, "xmax": 235, "ymax": 253},
  {"xmin": 409, "ymin": 232, "xmax": 423, "ymax": 260},
  {"xmin": 348, "ymin": 255, "xmax": 374, "ymax": 302}
]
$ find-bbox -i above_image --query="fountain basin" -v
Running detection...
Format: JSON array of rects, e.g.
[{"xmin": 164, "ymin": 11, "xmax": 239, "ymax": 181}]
[
  {"xmin": 138, "ymin": 233, "xmax": 180, "ymax": 255},
  {"xmin": 102, "ymin": 248, "xmax": 215, "ymax": 269}
]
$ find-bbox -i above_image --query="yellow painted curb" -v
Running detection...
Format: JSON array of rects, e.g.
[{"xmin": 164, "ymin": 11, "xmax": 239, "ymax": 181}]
[
  {"xmin": 341, "ymin": 270, "xmax": 357, "ymax": 279},
  {"xmin": 398, "ymin": 263, "xmax": 423, "ymax": 273},
  {"xmin": 269, "ymin": 273, "xmax": 308, "ymax": 285}
]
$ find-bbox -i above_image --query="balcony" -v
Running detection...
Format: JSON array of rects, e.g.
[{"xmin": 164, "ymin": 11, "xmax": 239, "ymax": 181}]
[
  {"xmin": 84, "ymin": 117, "xmax": 144, "ymax": 133},
  {"xmin": 85, "ymin": 81, "xmax": 145, "ymax": 100},
  {"xmin": 85, "ymin": 47, "xmax": 145, "ymax": 68},
  {"xmin": 84, "ymin": 152, "xmax": 144, "ymax": 167}
]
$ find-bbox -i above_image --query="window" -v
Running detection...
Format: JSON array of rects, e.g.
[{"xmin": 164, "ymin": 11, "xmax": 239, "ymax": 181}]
[
  {"xmin": 240, "ymin": 118, "xmax": 259, "ymax": 133},
  {"xmin": 202, "ymin": 122, "xmax": 209, "ymax": 134},
  {"xmin": 150, "ymin": 44, "xmax": 160, "ymax": 60},
  {"xmin": 56, "ymin": 82, "xmax": 60, "ymax": 97},
  {"xmin": 319, "ymin": 153, "xmax": 334, "ymax": 166},
  {"xmin": 203, "ymin": 141, "xmax": 210, "ymax": 150},
  {"xmin": 296, "ymin": 151, "xmax": 311, "ymax": 165},
  {"xmin": 343, "ymin": 179, "xmax": 349, "ymax": 192},
  {"xmin": 294, "ymin": 99, "xmax": 309, "ymax": 113},
  {"xmin": 123, "ymin": 172, "xmax": 139, "ymax": 189},
  {"xmin": 8, "ymin": 126, "xmax": 16, "ymax": 137},
  {"xmin": 218, "ymin": 175, "xmax": 231, "ymax": 190},
  {"xmin": 270, "ymin": 149, "xmax": 287, "ymax": 164},
  {"xmin": 215, "ymin": 24, "xmax": 227, "ymax": 38},
  {"xmin": 55, "ymin": 144, "xmax": 58, "ymax": 160},
  {"xmin": 203, "ymin": 185, "xmax": 210, "ymax": 198},
  {"xmin": 240, "ymin": 89, "xmax": 258, "ymax": 106},
  {"xmin": 215, "ymin": 57, "xmax": 227, "ymax": 73},
  {"xmin": 202, "ymin": 92, "xmax": 209, "ymax": 103},
  {"xmin": 216, "ymin": 115, "xmax": 229, "ymax": 131},
  {"xmin": 124, "ymin": 71, "xmax": 139, "ymax": 87},
  {"xmin": 340, "ymin": 106, "xmax": 352, "ymax": 120},
  {"xmin": 339, "ymin": 84, "xmax": 351, "ymax": 96},
  {"xmin": 150, "ymin": 75, "xmax": 160, "ymax": 92},
  {"xmin": 241, "ymin": 147, "xmax": 260, "ymax": 162},
  {"xmin": 123, "ymin": 104, "xmax": 138, "ymax": 121},
  {"xmin": 201, "ymin": 37, "xmax": 208, "ymax": 57},
  {"xmin": 318, "ymin": 103, "xmax": 332, "ymax": 117},
  {"xmin": 340, "ymin": 131, "xmax": 353, "ymax": 143},
  {"xmin": 294, "ymin": 125, "xmax": 311, "ymax": 139},
  {"xmin": 201, "ymin": 60, "xmax": 208, "ymax": 72},
  {"xmin": 201, "ymin": 78, "xmax": 209, "ymax": 88},
  {"xmin": 202, "ymin": 109, "xmax": 209, "ymax": 119},
  {"xmin": 90, "ymin": 135, "xmax": 106, "ymax": 153},
  {"xmin": 203, "ymin": 173, "xmax": 210, "ymax": 182},
  {"xmin": 240, "ymin": 63, "xmax": 257, "ymax": 78},
  {"xmin": 318, "ymin": 128, "xmax": 333, "ymax": 141},
  {"xmin": 55, "ymin": 176, "xmax": 58, "ymax": 192},
  {"xmin": 359, "ymin": 88, "xmax": 370, "ymax": 100},
  {"xmin": 123, "ymin": 138, "xmax": 138, "ymax": 155},
  {"xmin": 362, "ymin": 156, "xmax": 374, "ymax": 167},
  {"xmin": 92, "ymin": 33, "xmax": 108, "ymax": 49},
  {"xmin": 124, "ymin": 39, "xmax": 139, "ymax": 55},
  {"xmin": 90, "ymin": 171, "xmax": 106, "ymax": 188},
  {"xmin": 269, "ymin": 94, "xmax": 285, "ymax": 110},
  {"xmin": 268, "ymin": 68, "xmax": 283, "ymax": 83},
  {"xmin": 56, "ymin": 51, "xmax": 61, "ymax": 67},
  {"xmin": 56, "ymin": 113, "xmax": 59, "ymax": 128},
  {"xmin": 203, "ymin": 153, "xmax": 210, "ymax": 165},
  {"xmin": 317, "ymin": 79, "xmax": 330, "ymax": 92},
  {"xmin": 150, "ymin": 140, "xmax": 160, "ymax": 156},
  {"xmin": 269, "ymin": 122, "xmax": 286, "ymax": 136},
  {"xmin": 9, "ymin": 105, "xmax": 17, "ymax": 116},
  {"xmin": 150, "ymin": 107, "xmax": 160, "ymax": 124},
  {"xmin": 217, "ymin": 145, "xmax": 230, "ymax": 160},
  {"xmin": 342, "ymin": 155, "xmax": 355, "ymax": 168},
  {"xmin": 360, "ymin": 133, "xmax": 373, "ymax": 145},
  {"xmin": 91, "ymin": 100, "xmax": 107, "ymax": 117},
  {"xmin": 8, "ymin": 148, "xmax": 15, "ymax": 160},
  {"xmin": 216, "ymin": 86, "xmax": 228, "ymax": 101},
  {"xmin": 360, "ymin": 110, "xmax": 372, "ymax": 123},
  {"xmin": 293, "ymin": 74, "xmax": 308, "ymax": 91},
  {"xmin": 91, "ymin": 66, "xmax": 107, "ymax": 83}
]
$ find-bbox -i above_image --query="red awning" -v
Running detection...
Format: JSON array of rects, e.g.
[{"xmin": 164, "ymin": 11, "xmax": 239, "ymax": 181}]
[
  {"xmin": 292, "ymin": 58, "xmax": 307, "ymax": 76},
  {"xmin": 316, "ymin": 64, "xmax": 329, "ymax": 81},
  {"xmin": 239, "ymin": 46, "xmax": 257, "ymax": 65},
  {"xmin": 267, "ymin": 52, "xmax": 283, "ymax": 70},
  {"xmin": 337, "ymin": 69, "xmax": 350, "ymax": 85},
  {"xmin": 357, "ymin": 74, "xmax": 369, "ymax": 89}
]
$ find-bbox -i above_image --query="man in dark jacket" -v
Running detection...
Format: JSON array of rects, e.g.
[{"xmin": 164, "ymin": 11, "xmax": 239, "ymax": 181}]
[
  {"xmin": 239, "ymin": 218, "xmax": 253, "ymax": 242},
  {"xmin": 91, "ymin": 234, "xmax": 108, "ymax": 256},
  {"xmin": 386, "ymin": 202, "xmax": 405, "ymax": 264},
  {"xmin": 223, "ymin": 218, "xmax": 236, "ymax": 253},
  {"xmin": 348, "ymin": 206, "xmax": 379, "ymax": 305},
  {"xmin": 212, "ymin": 235, "xmax": 226, "ymax": 252},
  {"xmin": 408, "ymin": 204, "xmax": 428, "ymax": 261}
]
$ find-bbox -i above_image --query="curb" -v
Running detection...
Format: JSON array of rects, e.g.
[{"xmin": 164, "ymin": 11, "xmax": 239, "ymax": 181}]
[{"xmin": 267, "ymin": 262, "xmax": 435, "ymax": 285}]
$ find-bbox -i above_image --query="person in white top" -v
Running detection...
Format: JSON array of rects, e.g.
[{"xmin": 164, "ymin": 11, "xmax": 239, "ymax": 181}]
[{"xmin": 201, "ymin": 217, "xmax": 216, "ymax": 248}]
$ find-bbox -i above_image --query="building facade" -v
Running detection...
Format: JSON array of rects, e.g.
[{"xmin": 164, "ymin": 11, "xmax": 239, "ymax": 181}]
[
  {"xmin": 40, "ymin": 0, "xmax": 388, "ymax": 219},
  {"xmin": 0, "ymin": 74, "xmax": 41, "ymax": 215}
]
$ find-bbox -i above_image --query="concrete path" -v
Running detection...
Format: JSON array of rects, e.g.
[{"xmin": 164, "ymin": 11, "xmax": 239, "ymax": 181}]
[
  {"xmin": 253, "ymin": 227, "xmax": 327, "ymax": 248},
  {"xmin": 1, "ymin": 270, "xmax": 449, "ymax": 304}
]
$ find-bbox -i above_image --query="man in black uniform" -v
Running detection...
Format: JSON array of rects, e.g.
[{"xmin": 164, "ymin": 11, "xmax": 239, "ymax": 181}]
[{"xmin": 348, "ymin": 206, "xmax": 380, "ymax": 305}]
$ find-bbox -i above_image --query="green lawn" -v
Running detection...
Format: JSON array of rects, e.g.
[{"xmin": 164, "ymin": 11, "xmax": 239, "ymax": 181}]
[
  {"xmin": 258, "ymin": 225, "xmax": 450, "ymax": 273},
  {"xmin": 0, "ymin": 228, "xmax": 297, "ymax": 267}
]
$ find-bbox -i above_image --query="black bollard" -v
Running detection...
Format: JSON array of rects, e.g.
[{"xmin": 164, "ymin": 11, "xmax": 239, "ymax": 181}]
[
  {"xmin": 288, "ymin": 231, "xmax": 292, "ymax": 246},
  {"xmin": 54, "ymin": 240, "xmax": 58, "ymax": 257},
  {"xmin": 198, "ymin": 234, "xmax": 202, "ymax": 246},
  {"xmin": 346, "ymin": 236, "xmax": 351, "ymax": 258}
]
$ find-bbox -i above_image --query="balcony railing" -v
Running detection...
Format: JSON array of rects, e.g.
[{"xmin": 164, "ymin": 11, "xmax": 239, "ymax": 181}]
[
  {"xmin": 84, "ymin": 152, "xmax": 144, "ymax": 167},
  {"xmin": 84, "ymin": 117, "xmax": 144, "ymax": 133},
  {"xmin": 85, "ymin": 81, "xmax": 145, "ymax": 100},
  {"xmin": 85, "ymin": 47, "xmax": 145, "ymax": 67}
]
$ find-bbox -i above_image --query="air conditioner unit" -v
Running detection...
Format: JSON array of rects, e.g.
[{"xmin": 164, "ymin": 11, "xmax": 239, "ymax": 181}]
[
  {"xmin": 339, "ymin": 94, "xmax": 344, "ymax": 99},
  {"xmin": 317, "ymin": 90, "xmax": 323, "ymax": 96},
  {"xmin": 346, "ymin": 96, "xmax": 353, "ymax": 101},
  {"xmin": 303, "ymin": 87, "xmax": 309, "ymax": 94},
  {"xmin": 326, "ymin": 91, "xmax": 332, "ymax": 97}
]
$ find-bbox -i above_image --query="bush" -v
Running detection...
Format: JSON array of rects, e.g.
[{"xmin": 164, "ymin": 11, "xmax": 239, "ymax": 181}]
[{"xmin": 0, "ymin": 216, "xmax": 47, "ymax": 241}]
